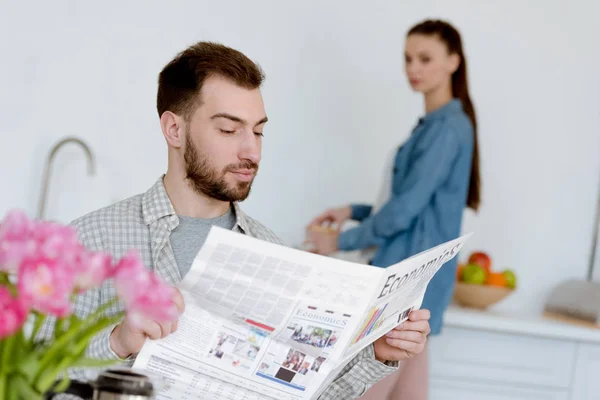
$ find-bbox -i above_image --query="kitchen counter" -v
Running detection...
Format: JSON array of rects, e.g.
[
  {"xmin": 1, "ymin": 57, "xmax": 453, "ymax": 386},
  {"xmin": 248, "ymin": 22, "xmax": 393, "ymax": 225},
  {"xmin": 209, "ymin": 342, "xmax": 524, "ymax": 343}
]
[
  {"xmin": 443, "ymin": 304, "xmax": 600, "ymax": 344},
  {"xmin": 427, "ymin": 304, "xmax": 600, "ymax": 399}
]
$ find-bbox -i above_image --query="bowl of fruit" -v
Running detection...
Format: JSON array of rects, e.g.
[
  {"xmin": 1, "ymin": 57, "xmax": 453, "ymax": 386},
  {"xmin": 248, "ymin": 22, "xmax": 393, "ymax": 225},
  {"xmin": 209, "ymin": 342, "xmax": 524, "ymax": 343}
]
[{"xmin": 453, "ymin": 251, "xmax": 517, "ymax": 310}]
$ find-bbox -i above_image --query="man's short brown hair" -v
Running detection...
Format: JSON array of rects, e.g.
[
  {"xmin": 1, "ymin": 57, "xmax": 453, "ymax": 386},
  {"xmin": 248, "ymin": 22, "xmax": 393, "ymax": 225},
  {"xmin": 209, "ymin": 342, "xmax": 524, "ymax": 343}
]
[{"xmin": 157, "ymin": 42, "xmax": 265, "ymax": 120}]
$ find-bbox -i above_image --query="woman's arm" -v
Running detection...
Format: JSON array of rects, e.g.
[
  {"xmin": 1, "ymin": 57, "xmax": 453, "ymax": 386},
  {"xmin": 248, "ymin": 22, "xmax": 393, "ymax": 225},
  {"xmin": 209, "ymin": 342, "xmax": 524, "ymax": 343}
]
[
  {"xmin": 339, "ymin": 124, "xmax": 462, "ymax": 251},
  {"xmin": 349, "ymin": 204, "xmax": 373, "ymax": 222}
]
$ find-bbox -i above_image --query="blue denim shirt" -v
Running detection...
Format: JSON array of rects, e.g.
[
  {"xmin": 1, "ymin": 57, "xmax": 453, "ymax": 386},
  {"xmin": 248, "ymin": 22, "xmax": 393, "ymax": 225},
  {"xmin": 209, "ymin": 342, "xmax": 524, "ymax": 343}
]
[{"xmin": 339, "ymin": 99, "xmax": 473, "ymax": 269}]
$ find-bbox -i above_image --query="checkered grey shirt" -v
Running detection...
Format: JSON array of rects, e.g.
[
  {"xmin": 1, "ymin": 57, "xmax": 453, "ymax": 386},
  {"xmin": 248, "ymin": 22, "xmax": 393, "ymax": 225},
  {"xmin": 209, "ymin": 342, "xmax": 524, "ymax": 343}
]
[{"xmin": 40, "ymin": 176, "xmax": 397, "ymax": 399}]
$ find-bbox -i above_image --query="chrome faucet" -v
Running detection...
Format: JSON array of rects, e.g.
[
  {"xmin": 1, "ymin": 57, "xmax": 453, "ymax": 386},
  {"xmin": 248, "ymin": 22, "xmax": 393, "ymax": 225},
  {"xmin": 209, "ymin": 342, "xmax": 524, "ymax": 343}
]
[{"xmin": 37, "ymin": 136, "xmax": 96, "ymax": 220}]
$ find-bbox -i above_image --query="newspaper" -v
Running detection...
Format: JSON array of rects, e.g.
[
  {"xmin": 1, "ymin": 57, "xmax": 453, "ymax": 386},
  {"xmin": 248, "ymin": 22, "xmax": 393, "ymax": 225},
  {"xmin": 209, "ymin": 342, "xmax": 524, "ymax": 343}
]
[{"xmin": 132, "ymin": 227, "xmax": 471, "ymax": 400}]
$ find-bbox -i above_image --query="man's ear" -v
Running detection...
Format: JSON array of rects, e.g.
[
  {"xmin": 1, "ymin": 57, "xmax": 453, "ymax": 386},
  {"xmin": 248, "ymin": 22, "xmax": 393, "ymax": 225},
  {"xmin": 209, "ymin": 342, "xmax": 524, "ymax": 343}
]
[{"xmin": 161, "ymin": 111, "xmax": 184, "ymax": 148}]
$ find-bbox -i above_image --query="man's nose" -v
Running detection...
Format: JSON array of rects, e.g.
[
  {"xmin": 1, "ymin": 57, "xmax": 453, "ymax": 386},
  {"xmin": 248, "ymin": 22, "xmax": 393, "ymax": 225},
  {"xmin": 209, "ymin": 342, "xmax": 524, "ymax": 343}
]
[{"xmin": 239, "ymin": 130, "xmax": 261, "ymax": 165}]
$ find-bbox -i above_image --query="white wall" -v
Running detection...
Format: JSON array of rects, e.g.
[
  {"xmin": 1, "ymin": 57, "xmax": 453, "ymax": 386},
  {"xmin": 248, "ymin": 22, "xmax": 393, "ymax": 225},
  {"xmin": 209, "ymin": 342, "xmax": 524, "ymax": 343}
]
[{"xmin": 1, "ymin": 0, "xmax": 599, "ymax": 315}]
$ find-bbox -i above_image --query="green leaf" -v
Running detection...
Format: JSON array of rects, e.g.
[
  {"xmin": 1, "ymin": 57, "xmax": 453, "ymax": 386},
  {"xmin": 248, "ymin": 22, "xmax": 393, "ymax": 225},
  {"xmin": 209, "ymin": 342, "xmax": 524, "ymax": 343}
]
[
  {"xmin": 0, "ymin": 373, "xmax": 6, "ymax": 400},
  {"xmin": 29, "ymin": 312, "xmax": 46, "ymax": 347},
  {"xmin": 77, "ymin": 314, "xmax": 123, "ymax": 346},
  {"xmin": 13, "ymin": 330, "xmax": 28, "ymax": 362},
  {"xmin": 13, "ymin": 374, "xmax": 43, "ymax": 400},
  {"xmin": 33, "ymin": 314, "xmax": 122, "ymax": 393},
  {"xmin": 82, "ymin": 298, "xmax": 119, "ymax": 326},
  {"xmin": 36, "ymin": 365, "xmax": 67, "ymax": 394},
  {"xmin": 29, "ymin": 299, "xmax": 123, "ymax": 392},
  {"xmin": 7, "ymin": 380, "xmax": 19, "ymax": 400},
  {"xmin": 51, "ymin": 374, "xmax": 71, "ymax": 393},
  {"xmin": 15, "ymin": 354, "xmax": 40, "ymax": 382},
  {"xmin": 0, "ymin": 279, "xmax": 17, "ymax": 297},
  {"xmin": 33, "ymin": 318, "xmax": 83, "ymax": 381},
  {"xmin": 54, "ymin": 317, "xmax": 64, "ymax": 340},
  {"xmin": 1, "ymin": 334, "xmax": 16, "ymax": 374},
  {"xmin": 37, "ymin": 338, "xmax": 88, "ymax": 393},
  {"xmin": 0, "ymin": 332, "xmax": 4, "ymax": 365}
]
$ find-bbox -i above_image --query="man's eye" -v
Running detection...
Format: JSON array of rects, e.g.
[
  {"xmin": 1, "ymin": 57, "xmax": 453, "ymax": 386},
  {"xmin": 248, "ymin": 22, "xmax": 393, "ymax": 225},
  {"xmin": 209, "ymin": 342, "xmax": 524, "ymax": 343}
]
[
  {"xmin": 254, "ymin": 132, "xmax": 264, "ymax": 137},
  {"xmin": 219, "ymin": 129, "xmax": 235, "ymax": 134}
]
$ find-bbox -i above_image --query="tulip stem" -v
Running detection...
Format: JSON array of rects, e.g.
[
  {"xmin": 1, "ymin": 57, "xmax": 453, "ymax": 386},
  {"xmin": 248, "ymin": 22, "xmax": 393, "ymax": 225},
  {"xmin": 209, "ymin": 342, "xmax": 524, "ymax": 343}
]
[{"xmin": 29, "ymin": 312, "xmax": 45, "ymax": 345}]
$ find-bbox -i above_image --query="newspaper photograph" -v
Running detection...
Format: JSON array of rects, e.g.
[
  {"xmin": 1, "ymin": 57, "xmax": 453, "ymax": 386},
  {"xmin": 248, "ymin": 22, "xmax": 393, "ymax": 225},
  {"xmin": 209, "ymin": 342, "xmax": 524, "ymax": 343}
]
[{"xmin": 132, "ymin": 227, "xmax": 471, "ymax": 400}]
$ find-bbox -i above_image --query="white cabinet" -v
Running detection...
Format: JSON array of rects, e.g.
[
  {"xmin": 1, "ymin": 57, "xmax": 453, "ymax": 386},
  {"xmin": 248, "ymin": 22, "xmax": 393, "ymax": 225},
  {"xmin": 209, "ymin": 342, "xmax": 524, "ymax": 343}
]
[
  {"xmin": 572, "ymin": 342, "xmax": 600, "ymax": 400},
  {"xmin": 429, "ymin": 324, "xmax": 600, "ymax": 400},
  {"xmin": 429, "ymin": 327, "xmax": 575, "ymax": 389},
  {"xmin": 430, "ymin": 378, "xmax": 570, "ymax": 400}
]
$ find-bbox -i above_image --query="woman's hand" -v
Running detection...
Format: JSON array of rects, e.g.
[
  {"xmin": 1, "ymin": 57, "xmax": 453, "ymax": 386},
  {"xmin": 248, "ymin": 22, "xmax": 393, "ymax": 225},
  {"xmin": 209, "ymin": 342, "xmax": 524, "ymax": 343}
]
[
  {"xmin": 307, "ymin": 206, "xmax": 352, "ymax": 232},
  {"xmin": 305, "ymin": 226, "xmax": 340, "ymax": 255}
]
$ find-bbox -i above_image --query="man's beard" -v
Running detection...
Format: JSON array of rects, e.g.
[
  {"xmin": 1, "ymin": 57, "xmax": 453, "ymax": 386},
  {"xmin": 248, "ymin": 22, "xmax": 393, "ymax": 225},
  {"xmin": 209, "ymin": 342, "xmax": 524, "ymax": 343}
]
[{"xmin": 184, "ymin": 135, "xmax": 258, "ymax": 202}]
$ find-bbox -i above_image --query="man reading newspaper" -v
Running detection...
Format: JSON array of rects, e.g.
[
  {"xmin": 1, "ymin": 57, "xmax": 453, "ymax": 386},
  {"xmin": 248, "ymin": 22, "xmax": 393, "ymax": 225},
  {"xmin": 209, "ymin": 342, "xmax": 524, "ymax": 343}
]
[{"xmin": 40, "ymin": 41, "xmax": 430, "ymax": 399}]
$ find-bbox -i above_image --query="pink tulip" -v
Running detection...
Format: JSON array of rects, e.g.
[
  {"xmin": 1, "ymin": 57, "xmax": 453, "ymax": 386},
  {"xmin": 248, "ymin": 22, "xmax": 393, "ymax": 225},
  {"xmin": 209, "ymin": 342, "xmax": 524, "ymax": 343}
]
[
  {"xmin": 113, "ymin": 251, "xmax": 178, "ymax": 328},
  {"xmin": 0, "ymin": 286, "xmax": 29, "ymax": 339},
  {"xmin": 34, "ymin": 222, "xmax": 80, "ymax": 263},
  {"xmin": 0, "ymin": 210, "xmax": 33, "ymax": 239},
  {"xmin": 17, "ymin": 257, "xmax": 75, "ymax": 317},
  {"xmin": 73, "ymin": 250, "xmax": 113, "ymax": 293},
  {"xmin": 0, "ymin": 210, "xmax": 36, "ymax": 273},
  {"xmin": 1, "ymin": 209, "xmax": 179, "ymax": 328}
]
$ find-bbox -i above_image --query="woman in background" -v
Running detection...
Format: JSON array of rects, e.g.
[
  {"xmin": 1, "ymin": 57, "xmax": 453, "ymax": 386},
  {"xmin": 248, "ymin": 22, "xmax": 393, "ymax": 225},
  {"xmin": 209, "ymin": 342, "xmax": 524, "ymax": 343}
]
[{"xmin": 307, "ymin": 19, "xmax": 481, "ymax": 399}]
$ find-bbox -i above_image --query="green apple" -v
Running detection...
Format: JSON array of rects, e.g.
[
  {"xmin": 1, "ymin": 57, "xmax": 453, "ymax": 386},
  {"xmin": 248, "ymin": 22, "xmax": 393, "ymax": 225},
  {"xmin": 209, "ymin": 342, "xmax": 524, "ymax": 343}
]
[
  {"xmin": 502, "ymin": 269, "xmax": 517, "ymax": 289},
  {"xmin": 462, "ymin": 263, "xmax": 486, "ymax": 285}
]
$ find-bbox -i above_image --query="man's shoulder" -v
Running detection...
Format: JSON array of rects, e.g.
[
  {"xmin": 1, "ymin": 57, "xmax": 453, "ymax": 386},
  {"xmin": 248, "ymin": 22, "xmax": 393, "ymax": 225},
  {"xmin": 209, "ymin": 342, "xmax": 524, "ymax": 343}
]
[
  {"xmin": 239, "ymin": 213, "xmax": 283, "ymax": 245},
  {"xmin": 71, "ymin": 194, "xmax": 145, "ymax": 242}
]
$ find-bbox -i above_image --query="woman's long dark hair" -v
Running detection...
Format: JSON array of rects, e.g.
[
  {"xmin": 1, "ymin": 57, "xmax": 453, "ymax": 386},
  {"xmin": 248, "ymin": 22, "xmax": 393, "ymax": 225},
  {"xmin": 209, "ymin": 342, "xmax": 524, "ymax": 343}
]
[{"xmin": 408, "ymin": 20, "xmax": 481, "ymax": 211}]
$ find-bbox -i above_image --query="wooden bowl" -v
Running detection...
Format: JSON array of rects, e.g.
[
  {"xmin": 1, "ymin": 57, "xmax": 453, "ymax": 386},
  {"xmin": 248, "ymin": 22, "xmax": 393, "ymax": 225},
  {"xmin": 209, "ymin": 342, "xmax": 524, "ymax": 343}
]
[{"xmin": 453, "ymin": 282, "xmax": 514, "ymax": 310}]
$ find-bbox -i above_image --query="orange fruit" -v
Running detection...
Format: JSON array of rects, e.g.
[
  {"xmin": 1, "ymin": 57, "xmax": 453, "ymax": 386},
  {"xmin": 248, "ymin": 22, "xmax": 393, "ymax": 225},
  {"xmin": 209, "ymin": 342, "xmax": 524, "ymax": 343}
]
[
  {"xmin": 456, "ymin": 263, "xmax": 466, "ymax": 281},
  {"xmin": 486, "ymin": 272, "xmax": 507, "ymax": 287}
]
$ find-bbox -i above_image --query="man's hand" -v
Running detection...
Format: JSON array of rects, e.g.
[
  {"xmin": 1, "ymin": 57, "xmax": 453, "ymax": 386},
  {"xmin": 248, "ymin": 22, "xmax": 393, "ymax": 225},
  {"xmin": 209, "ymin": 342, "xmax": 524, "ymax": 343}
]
[
  {"xmin": 110, "ymin": 287, "xmax": 185, "ymax": 359},
  {"xmin": 373, "ymin": 309, "xmax": 430, "ymax": 363}
]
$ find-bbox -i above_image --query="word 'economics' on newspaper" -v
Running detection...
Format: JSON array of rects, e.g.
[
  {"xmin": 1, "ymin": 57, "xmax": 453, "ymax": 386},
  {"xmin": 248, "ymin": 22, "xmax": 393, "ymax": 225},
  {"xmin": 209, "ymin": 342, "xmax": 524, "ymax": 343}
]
[{"xmin": 132, "ymin": 227, "xmax": 471, "ymax": 400}]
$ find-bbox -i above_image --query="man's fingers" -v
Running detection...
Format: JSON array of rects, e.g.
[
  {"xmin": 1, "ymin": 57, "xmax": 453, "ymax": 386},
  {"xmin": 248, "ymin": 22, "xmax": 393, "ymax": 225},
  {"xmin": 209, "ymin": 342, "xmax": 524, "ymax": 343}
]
[
  {"xmin": 385, "ymin": 330, "xmax": 425, "ymax": 343},
  {"xmin": 158, "ymin": 321, "xmax": 172, "ymax": 338},
  {"xmin": 385, "ymin": 338, "xmax": 421, "ymax": 353},
  {"xmin": 138, "ymin": 317, "xmax": 178, "ymax": 340},
  {"xmin": 395, "ymin": 320, "xmax": 431, "ymax": 336},
  {"xmin": 173, "ymin": 288, "xmax": 185, "ymax": 315},
  {"xmin": 409, "ymin": 309, "xmax": 430, "ymax": 321},
  {"xmin": 142, "ymin": 321, "xmax": 162, "ymax": 340}
]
